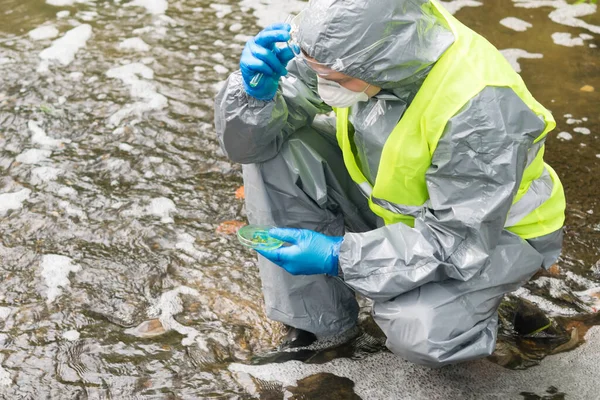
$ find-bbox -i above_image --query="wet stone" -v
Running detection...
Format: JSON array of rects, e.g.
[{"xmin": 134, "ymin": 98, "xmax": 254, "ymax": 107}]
[{"xmin": 286, "ymin": 373, "xmax": 362, "ymax": 400}]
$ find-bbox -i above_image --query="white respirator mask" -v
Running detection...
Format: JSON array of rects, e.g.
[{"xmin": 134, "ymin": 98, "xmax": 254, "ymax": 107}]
[{"xmin": 317, "ymin": 76, "xmax": 370, "ymax": 108}]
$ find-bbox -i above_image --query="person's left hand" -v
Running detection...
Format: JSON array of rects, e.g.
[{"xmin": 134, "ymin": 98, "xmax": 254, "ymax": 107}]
[{"xmin": 257, "ymin": 228, "xmax": 343, "ymax": 276}]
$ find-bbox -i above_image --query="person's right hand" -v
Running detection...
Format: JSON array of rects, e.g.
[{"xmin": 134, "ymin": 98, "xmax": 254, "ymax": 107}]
[{"xmin": 240, "ymin": 23, "xmax": 297, "ymax": 101}]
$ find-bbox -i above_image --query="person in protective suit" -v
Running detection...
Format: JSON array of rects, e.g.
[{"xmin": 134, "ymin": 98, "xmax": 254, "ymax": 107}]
[{"xmin": 214, "ymin": 0, "xmax": 566, "ymax": 367}]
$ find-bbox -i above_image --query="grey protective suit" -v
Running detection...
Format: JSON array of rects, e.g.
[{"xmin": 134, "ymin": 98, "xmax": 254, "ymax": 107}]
[{"xmin": 214, "ymin": 0, "xmax": 563, "ymax": 367}]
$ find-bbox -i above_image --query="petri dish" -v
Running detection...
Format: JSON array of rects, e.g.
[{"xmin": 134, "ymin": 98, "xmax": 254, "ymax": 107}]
[{"xmin": 237, "ymin": 225, "xmax": 283, "ymax": 251}]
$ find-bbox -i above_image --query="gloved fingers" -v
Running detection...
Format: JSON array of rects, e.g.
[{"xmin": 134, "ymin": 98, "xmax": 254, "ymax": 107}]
[
  {"xmin": 240, "ymin": 52, "xmax": 276, "ymax": 76},
  {"xmin": 254, "ymin": 29, "xmax": 291, "ymax": 50},
  {"xmin": 258, "ymin": 246, "xmax": 303, "ymax": 275},
  {"xmin": 268, "ymin": 228, "xmax": 306, "ymax": 244},
  {"xmin": 262, "ymin": 23, "xmax": 291, "ymax": 33},
  {"xmin": 249, "ymin": 40, "xmax": 288, "ymax": 76},
  {"xmin": 274, "ymin": 45, "xmax": 296, "ymax": 65}
]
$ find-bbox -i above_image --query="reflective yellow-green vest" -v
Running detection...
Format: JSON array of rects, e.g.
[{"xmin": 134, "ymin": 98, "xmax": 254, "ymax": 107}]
[{"xmin": 334, "ymin": 0, "xmax": 565, "ymax": 240}]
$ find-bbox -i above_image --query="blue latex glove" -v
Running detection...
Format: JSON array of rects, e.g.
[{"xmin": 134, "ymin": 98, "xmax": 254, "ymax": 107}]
[
  {"xmin": 240, "ymin": 23, "xmax": 297, "ymax": 101},
  {"xmin": 257, "ymin": 228, "xmax": 343, "ymax": 276}
]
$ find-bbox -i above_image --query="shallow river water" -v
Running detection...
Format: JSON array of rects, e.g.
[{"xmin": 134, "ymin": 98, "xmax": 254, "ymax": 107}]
[{"xmin": 0, "ymin": 0, "xmax": 598, "ymax": 398}]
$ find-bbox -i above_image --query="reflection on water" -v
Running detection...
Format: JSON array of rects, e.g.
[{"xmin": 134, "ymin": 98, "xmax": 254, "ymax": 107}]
[{"xmin": 0, "ymin": 0, "xmax": 598, "ymax": 398}]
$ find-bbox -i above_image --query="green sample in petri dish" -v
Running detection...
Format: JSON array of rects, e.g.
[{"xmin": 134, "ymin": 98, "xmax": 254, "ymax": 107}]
[{"xmin": 237, "ymin": 225, "xmax": 283, "ymax": 251}]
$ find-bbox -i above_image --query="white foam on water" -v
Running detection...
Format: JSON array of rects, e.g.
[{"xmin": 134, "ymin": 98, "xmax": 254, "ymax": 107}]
[
  {"xmin": 0, "ymin": 363, "xmax": 10, "ymax": 387},
  {"xmin": 557, "ymin": 131, "xmax": 573, "ymax": 140},
  {"xmin": 147, "ymin": 286, "xmax": 209, "ymax": 349},
  {"xmin": 516, "ymin": 287, "xmax": 579, "ymax": 315},
  {"xmin": 118, "ymin": 143, "xmax": 133, "ymax": 152},
  {"xmin": 0, "ymin": 189, "xmax": 31, "ymax": 216},
  {"xmin": 500, "ymin": 17, "xmax": 533, "ymax": 32},
  {"xmin": 28, "ymin": 25, "xmax": 59, "ymax": 41},
  {"xmin": 575, "ymin": 288, "xmax": 600, "ymax": 310},
  {"xmin": 239, "ymin": 0, "xmax": 305, "ymax": 27},
  {"xmin": 47, "ymin": 0, "xmax": 89, "ymax": 5},
  {"xmin": 211, "ymin": 53, "xmax": 225, "ymax": 63},
  {"xmin": 39, "ymin": 24, "xmax": 92, "ymax": 66},
  {"xmin": 514, "ymin": 0, "xmax": 600, "ymax": 34},
  {"xmin": 573, "ymin": 127, "xmax": 591, "ymax": 135},
  {"xmin": 531, "ymin": 276, "xmax": 568, "ymax": 299},
  {"xmin": 213, "ymin": 64, "xmax": 229, "ymax": 74},
  {"xmin": 596, "ymin": 154, "xmax": 600, "ymax": 159},
  {"xmin": 229, "ymin": 23, "xmax": 243, "ymax": 32},
  {"xmin": 62, "ymin": 330, "xmax": 80, "ymax": 341},
  {"xmin": 57, "ymin": 186, "xmax": 77, "ymax": 198},
  {"xmin": 105, "ymin": 63, "xmax": 168, "ymax": 125},
  {"xmin": 210, "ymin": 3, "xmax": 233, "ymax": 18},
  {"xmin": 16, "ymin": 149, "xmax": 52, "ymax": 164},
  {"xmin": 76, "ymin": 11, "xmax": 98, "ymax": 22},
  {"xmin": 439, "ymin": 0, "xmax": 483, "ymax": 15},
  {"xmin": 118, "ymin": 37, "xmax": 150, "ymax": 52},
  {"xmin": 59, "ymin": 200, "xmax": 87, "ymax": 220},
  {"xmin": 29, "ymin": 121, "xmax": 68, "ymax": 148},
  {"xmin": 128, "ymin": 0, "xmax": 168, "ymax": 15},
  {"xmin": 566, "ymin": 271, "xmax": 597, "ymax": 289},
  {"xmin": 40, "ymin": 255, "xmax": 81, "ymax": 304},
  {"xmin": 56, "ymin": 10, "xmax": 70, "ymax": 18},
  {"xmin": 552, "ymin": 32, "xmax": 584, "ymax": 47},
  {"xmin": 566, "ymin": 118, "xmax": 582, "ymax": 124},
  {"xmin": 147, "ymin": 197, "xmax": 176, "ymax": 223},
  {"xmin": 31, "ymin": 166, "xmax": 63, "ymax": 185},
  {"xmin": 175, "ymin": 241, "xmax": 210, "ymax": 262},
  {"xmin": 0, "ymin": 307, "xmax": 11, "ymax": 320},
  {"xmin": 580, "ymin": 33, "xmax": 594, "ymax": 40},
  {"xmin": 500, "ymin": 48, "xmax": 543, "ymax": 73},
  {"xmin": 549, "ymin": 3, "xmax": 600, "ymax": 34}
]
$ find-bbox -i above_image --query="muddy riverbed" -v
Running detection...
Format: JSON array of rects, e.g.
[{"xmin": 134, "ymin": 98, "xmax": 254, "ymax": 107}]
[{"xmin": 0, "ymin": 0, "xmax": 598, "ymax": 398}]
